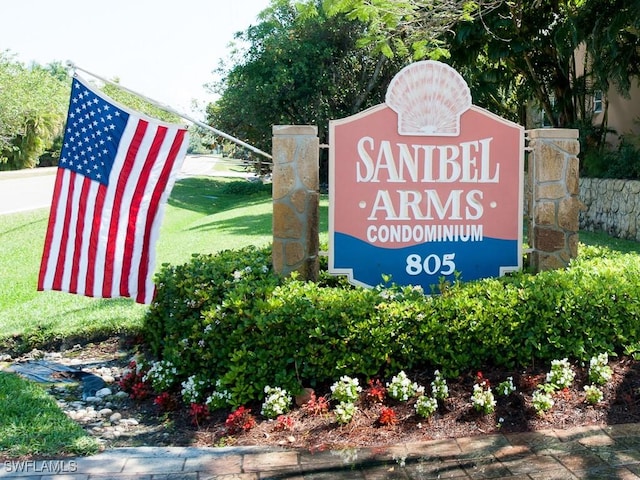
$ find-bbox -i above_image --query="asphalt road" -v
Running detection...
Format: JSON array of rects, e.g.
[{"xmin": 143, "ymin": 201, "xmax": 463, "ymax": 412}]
[
  {"xmin": 0, "ymin": 167, "xmax": 56, "ymax": 215},
  {"xmin": 0, "ymin": 155, "xmax": 237, "ymax": 216}
]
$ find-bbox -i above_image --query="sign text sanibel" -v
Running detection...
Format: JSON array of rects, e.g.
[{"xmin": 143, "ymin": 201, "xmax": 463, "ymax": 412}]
[{"xmin": 356, "ymin": 136, "xmax": 499, "ymax": 184}]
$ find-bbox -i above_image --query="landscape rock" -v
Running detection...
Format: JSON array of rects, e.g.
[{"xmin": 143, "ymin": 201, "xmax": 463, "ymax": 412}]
[
  {"xmin": 99, "ymin": 408, "xmax": 113, "ymax": 417},
  {"xmin": 109, "ymin": 412, "xmax": 122, "ymax": 423},
  {"xmin": 96, "ymin": 387, "xmax": 112, "ymax": 397}
]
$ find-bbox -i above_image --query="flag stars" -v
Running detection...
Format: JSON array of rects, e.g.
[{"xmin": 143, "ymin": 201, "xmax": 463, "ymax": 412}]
[{"xmin": 59, "ymin": 79, "xmax": 129, "ymax": 184}]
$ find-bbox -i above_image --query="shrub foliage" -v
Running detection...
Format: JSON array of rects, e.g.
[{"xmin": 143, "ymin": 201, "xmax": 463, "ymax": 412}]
[{"xmin": 144, "ymin": 243, "xmax": 640, "ymax": 406}]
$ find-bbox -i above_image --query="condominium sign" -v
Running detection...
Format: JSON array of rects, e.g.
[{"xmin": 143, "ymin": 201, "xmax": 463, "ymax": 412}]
[{"xmin": 329, "ymin": 60, "xmax": 524, "ymax": 291}]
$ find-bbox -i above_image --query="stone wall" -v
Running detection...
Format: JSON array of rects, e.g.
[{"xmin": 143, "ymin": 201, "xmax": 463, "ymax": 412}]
[
  {"xmin": 527, "ymin": 129, "xmax": 581, "ymax": 271},
  {"xmin": 580, "ymin": 178, "xmax": 640, "ymax": 241},
  {"xmin": 271, "ymin": 125, "xmax": 320, "ymax": 281}
]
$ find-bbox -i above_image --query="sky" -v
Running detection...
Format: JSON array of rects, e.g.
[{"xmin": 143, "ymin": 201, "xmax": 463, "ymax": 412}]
[{"xmin": 1, "ymin": 0, "xmax": 271, "ymax": 119}]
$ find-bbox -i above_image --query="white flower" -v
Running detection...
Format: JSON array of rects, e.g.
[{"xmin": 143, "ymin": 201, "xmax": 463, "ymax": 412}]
[
  {"xmin": 143, "ymin": 360, "xmax": 178, "ymax": 392},
  {"xmin": 330, "ymin": 376, "xmax": 362, "ymax": 403},
  {"xmin": 546, "ymin": 358, "xmax": 575, "ymax": 390},
  {"xmin": 589, "ymin": 353, "xmax": 613, "ymax": 385},
  {"xmin": 387, "ymin": 371, "xmax": 423, "ymax": 401},
  {"xmin": 532, "ymin": 389, "xmax": 554, "ymax": 414},
  {"xmin": 261, "ymin": 386, "xmax": 292, "ymax": 419},
  {"xmin": 415, "ymin": 395, "xmax": 438, "ymax": 418},
  {"xmin": 181, "ymin": 375, "xmax": 208, "ymax": 404},
  {"xmin": 206, "ymin": 381, "xmax": 233, "ymax": 410},
  {"xmin": 584, "ymin": 384, "xmax": 604, "ymax": 404},
  {"xmin": 334, "ymin": 401, "xmax": 357, "ymax": 424},
  {"xmin": 471, "ymin": 383, "xmax": 496, "ymax": 414},
  {"xmin": 496, "ymin": 376, "xmax": 516, "ymax": 396},
  {"xmin": 431, "ymin": 370, "xmax": 449, "ymax": 400}
]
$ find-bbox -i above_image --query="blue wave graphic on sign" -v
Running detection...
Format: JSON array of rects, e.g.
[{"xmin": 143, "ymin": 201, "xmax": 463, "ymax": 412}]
[{"xmin": 332, "ymin": 232, "xmax": 518, "ymax": 290}]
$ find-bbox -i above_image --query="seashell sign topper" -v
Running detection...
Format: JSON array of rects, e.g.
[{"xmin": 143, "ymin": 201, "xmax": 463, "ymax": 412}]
[{"xmin": 329, "ymin": 60, "xmax": 524, "ymax": 291}]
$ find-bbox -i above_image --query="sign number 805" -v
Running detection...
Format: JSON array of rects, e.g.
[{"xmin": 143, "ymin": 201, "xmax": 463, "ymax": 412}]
[{"xmin": 406, "ymin": 253, "xmax": 456, "ymax": 276}]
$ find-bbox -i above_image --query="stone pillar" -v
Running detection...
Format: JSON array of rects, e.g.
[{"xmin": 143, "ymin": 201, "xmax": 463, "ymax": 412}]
[
  {"xmin": 528, "ymin": 128, "xmax": 582, "ymax": 272},
  {"xmin": 271, "ymin": 125, "xmax": 319, "ymax": 281}
]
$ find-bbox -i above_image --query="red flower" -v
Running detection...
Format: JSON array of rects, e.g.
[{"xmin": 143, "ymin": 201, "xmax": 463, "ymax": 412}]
[
  {"xmin": 130, "ymin": 381, "xmax": 152, "ymax": 400},
  {"xmin": 378, "ymin": 406, "xmax": 398, "ymax": 426},
  {"xmin": 365, "ymin": 379, "xmax": 387, "ymax": 404},
  {"xmin": 154, "ymin": 392, "xmax": 178, "ymax": 412},
  {"xmin": 118, "ymin": 361, "xmax": 151, "ymax": 400},
  {"xmin": 301, "ymin": 393, "xmax": 330, "ymax": 416},
  {"xmin": 476, "ymin": 371, "xmax": 490, "ymax": 389},
  {"xmin": 225, "ymin": 406, "xmax": 256, "ymax": 434},
  {"xmin": 274, "ymin": 415, "xmax": 294, "ymax": 431},
  {"xmin": 189, "ymin": 403, "xmax": 210, "ymax": 426}
]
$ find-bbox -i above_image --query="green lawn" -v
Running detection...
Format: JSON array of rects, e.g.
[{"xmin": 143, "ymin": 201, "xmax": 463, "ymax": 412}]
[
  {"xmin": 0, "ymin": 372, "xmax": 100, "ymax": 458},
  {"xmin": 0, "ymin": 175, "xmax": 328, "ymax": 352}
]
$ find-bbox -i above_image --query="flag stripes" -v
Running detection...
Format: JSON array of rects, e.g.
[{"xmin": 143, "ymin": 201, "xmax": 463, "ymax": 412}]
[{"xmin": 38, "ymin": 76, "xmax": 188, "ymax": 304}]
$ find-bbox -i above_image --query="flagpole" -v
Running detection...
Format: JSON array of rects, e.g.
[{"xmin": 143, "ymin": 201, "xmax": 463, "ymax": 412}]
[{"xmin": 66, "ymin": 61, "xmax": 273, "ymax": 162}]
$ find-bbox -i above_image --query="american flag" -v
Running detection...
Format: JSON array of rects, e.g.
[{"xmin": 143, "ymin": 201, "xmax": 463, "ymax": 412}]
[{"xmin": 38, "ymin": 76, "xmax": 189, "ymax": 304}]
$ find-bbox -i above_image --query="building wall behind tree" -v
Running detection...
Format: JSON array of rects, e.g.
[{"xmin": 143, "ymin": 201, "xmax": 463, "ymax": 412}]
[{"xmin": 595, "ymin": 81, "xmax": 640, "ymax": 146}]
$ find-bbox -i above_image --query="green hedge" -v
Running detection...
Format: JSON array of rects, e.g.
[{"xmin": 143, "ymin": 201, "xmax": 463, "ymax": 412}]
[{"xmin": 143, "ymin": 243, "xmax": 640, "ymax": 406}]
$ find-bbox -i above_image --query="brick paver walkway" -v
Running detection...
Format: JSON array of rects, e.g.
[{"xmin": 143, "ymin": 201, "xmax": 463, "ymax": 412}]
[{"xmin": 2, "ymin": 423, "xmax": 640, "ymax": 479}]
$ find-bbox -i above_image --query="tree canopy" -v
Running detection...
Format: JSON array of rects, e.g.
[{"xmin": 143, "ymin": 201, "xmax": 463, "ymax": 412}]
[
  {"xmin": 0, "ymin": 53, "xmax": 70, "ymax": 169},
  {"xmin": 0, "ymin": 53, "xmax": 184, "ymax": 170},
  {"xmin": 209, "ymin": 0, "xmax": 640, "ymax": 168},
  {"xmin": 205, "ymin": 0, "xmax": 406, "ymax": 156}
]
